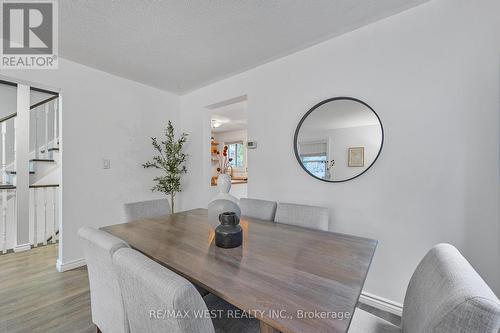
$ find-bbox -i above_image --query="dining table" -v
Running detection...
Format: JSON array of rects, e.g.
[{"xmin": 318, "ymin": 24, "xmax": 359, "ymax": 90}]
[{"xmin": 102, "ymin": 208, "xmax": 377, "ymax": 333}]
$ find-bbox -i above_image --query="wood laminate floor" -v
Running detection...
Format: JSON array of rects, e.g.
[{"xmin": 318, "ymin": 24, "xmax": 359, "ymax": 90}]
[
  {"xmin": 0, "ymin": 244, "xmax": 93, "ymax": 333},
  {"xmin": 0, "ymin": 243, "xmax": 401, "ymax": 333}
]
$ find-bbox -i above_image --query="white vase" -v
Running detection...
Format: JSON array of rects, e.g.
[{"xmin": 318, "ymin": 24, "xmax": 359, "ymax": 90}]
[
  {"xmin": 211, "ymin": 174, "xmax": 238, "ymax": 205},
  {"xmin": 208, "ymin": 174, "xmax": 240, "ymax": 228},
  {"xmin": 217, "ymin": 173, "xmax": 231, "ymax": 194}
]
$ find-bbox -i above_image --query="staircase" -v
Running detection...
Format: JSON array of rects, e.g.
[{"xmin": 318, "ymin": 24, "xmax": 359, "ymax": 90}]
[{"xmin": 0, "ymin": 93, "xmax": 60, "ymax": 254}]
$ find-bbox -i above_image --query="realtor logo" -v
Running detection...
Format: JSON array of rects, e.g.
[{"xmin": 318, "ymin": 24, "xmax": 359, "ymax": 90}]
[{"xmin": 1, "ymin": 0, "xmax": 58, "ymax": 69}]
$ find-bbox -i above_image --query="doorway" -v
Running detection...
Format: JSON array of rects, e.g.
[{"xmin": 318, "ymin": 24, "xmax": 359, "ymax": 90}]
[{"xmin": 208, "ymin": 96, "xmax": 248, "ymax": 199}]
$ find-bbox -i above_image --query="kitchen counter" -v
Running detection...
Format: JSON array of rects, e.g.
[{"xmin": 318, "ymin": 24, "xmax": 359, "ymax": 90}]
[
  {"xmin": 231, "ymin": 179, "xmax": 248, "ymax": 185},
  {"xmin": 211, "ymin": 177, "xmax": 248, "ymax": 186}
]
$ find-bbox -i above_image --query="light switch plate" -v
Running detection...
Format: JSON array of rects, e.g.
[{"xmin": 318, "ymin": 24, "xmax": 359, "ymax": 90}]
[{"xmin": 103, "ymin": 159, "xmax": 111, "ymax": 169}]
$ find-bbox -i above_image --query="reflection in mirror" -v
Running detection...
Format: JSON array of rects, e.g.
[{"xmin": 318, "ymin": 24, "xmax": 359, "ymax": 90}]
[{"xmin": 294, "ymin": 98, "xmax": 383, "ymax": 182}]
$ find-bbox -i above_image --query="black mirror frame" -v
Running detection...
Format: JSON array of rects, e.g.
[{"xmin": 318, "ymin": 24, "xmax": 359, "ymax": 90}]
[{"xmin": 293, "ymin": 97, "xmax": 384, "ymax": 183}]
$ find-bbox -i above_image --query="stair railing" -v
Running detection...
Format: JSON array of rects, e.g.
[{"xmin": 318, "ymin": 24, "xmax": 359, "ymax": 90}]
[
  {"xmin": 29, "ymin": 96, "xmax": 59, "ymax": 249},
  {"xmin": 0, "ymin": 93, "xmax": 59, "ymax": 254},
  {"xmin": 30, "ymin": 184, "xmax": 59, "ymax": 247},
  {"xmin": 31, "ymin": 95, "xmax": 59, "ymax": 159}
]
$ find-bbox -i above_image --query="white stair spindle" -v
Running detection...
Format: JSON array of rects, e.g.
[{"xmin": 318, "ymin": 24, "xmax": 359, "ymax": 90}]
[
  {"xmin": 1, "ymin": 122, "xmax": 6, "ymax": 185},
  {"xmin": 44, "ymin": 104, "xmax": 49, "ymax": 159},
  {"xmin": 1, "ymin": 189, "xmax": 6, "ymax": 254},
  {"xmin": 52, "ymin": 187, "xmax": 56, "ymax": 243},
  {"xmin": 13, "ymin": 190, "xmax": 17, "ymax": 252},
  {"xmin": 53, "ymin": 100, "xmax": 58, "ymax": 147},
  {"xmin": 33, "ymin": 188, "xmax": 37, "ymax": 247},
  {"xmin": 34, "ymin": 109, "xmax": 39, "ymax": 159},
  {"xmin": 2, "ymin": 122, "xmax": 7, "ymax": 254},
  {"xmin": 13, "ymin": 118, "xmax": 16, "ymax": 186},
  {"xmin": 43, "ymin": 187, "xmax": 47, "ymax": 245}
]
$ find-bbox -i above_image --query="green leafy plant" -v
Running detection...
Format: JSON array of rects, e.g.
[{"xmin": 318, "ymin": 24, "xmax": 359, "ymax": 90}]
[{"xmin": 143, "ymin": 121, "xmax": 188, "ymax": 213}]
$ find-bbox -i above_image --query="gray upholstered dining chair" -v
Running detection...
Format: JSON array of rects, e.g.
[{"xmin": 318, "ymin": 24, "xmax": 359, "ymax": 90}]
[
  {"xmin": 274, "ymin": 202, "xmax": 329, "ymax": 231},
  {"xmin": 78, "ymin": 227, "xmax": 130, "ymax": 333},
  {"xmin": 113, "ymin": 247, "xmax": 259, "ymax": 333},
  {"xmin": 240, "ymin": 198, "xmax": 277, "ymax": 221},
  {"xmin": 349, "ymin": 243, "xmax": 500, "ymax": 333},
  {"xmin": 124, "ymin": 198, "xmax": 171, "ymax": 222},
  {"xmin": 124, "ymin": 199, "xmax": 210, "ymax": 297}
]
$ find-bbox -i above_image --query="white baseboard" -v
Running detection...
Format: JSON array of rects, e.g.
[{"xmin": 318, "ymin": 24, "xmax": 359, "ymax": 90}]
[
  {"xmin": 56, "ymin": 258, "xmax": 86, "ymax": 272},
  {"xmin": 13, "ymin": 243, "xmax": 31, "ymax": 252},
  {"xmin": 359, "ymin": 291, "xmax": 403, "ymax": 316}
]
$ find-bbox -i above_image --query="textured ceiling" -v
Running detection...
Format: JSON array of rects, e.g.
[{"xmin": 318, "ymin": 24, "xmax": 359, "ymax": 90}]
[{"xmin": 60, "ymin": 0, "xmax": 430, "ymax": 94}]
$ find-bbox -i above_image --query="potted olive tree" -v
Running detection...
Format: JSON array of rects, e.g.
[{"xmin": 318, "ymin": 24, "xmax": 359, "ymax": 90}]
[{"xmin": 143, "ymin": 121, "xmax": 188, "ymax": 213}]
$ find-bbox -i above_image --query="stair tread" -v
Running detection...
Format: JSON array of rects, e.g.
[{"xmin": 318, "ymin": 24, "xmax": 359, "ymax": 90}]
[
  {"xmin": 30, "ymin": 159, "xmax": 55, "ymax": 162},
  {"xmin": 0, "ymin": 184, "xmax": 59, "ymax": 189},
  {"xmin": 40, "ymin": 147, "xmax": 60, "ymax": 153},
  {"xmin": 30, "ymin": 184, "xmax": 59, "ymax": 188},
  {"xmin": 6, "ymin": 171, "xmax": 35, "ymax": 174}
]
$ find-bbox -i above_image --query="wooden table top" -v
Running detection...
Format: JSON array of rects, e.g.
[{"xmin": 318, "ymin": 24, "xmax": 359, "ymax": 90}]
[{"xmin": 102, "ymin": 208, "xmax": 377, "ymax": 333}]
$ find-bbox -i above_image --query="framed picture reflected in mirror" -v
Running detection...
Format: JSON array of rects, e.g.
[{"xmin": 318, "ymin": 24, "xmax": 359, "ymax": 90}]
[{"xmin": 348, "ymin": 147, "xmax": 364, "ymax": 167}]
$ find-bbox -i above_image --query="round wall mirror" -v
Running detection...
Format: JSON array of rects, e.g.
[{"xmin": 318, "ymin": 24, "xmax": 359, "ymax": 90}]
[{"xmin": 294, "ymin": 97, "xmax": 384, "ymax": 182}]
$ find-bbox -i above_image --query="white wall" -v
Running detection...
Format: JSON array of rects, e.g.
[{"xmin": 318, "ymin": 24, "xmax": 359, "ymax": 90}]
[
  {"xmin": 179, "ymin": 0, "xmax": 500, "ymax": 304},
  {"xmin": 1, "ymin": 58, "xmax": 179, "ymax": 265},
  {"xmin": 229, "ymin": 183, "xmax": 248, "ymax": 199}
]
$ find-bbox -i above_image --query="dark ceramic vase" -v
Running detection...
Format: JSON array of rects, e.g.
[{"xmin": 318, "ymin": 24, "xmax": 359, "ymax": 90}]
[{"xmin": 215, "ymin": 212, "xmax": 242, "ymax": 248}]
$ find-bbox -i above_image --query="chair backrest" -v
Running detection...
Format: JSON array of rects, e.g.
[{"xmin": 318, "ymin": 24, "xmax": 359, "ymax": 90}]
[
  {"xmin": 78, "ymin": 227, "xmax": 130, "ymax": 333},
  {"xmin": 124, "ymin": 198, "xmax": 171, "ymax": 222},
  {"xmin": 274, "ymin": 203, "xmax": 329, "ymax": 231},
  {"xmin": 113, "ymin": 247, "xmax": 215, "ymax": 333},
  {"xmin": 402, "ymin": 243, "xmax": 500, "ymax": 333},
  {"xmin": 240, "ymin": 198, "xmax": 277, "ymax": 221}
]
